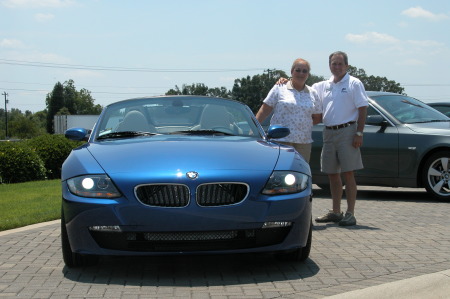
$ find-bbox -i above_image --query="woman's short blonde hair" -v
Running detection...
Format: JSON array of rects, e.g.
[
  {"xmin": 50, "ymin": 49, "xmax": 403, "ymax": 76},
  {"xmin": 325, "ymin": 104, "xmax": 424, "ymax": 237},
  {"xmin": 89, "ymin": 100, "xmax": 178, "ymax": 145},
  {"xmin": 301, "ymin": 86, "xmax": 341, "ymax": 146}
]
[{"xmin": 291, "ymin": 58, "xmax": 311, "ymax": 73}]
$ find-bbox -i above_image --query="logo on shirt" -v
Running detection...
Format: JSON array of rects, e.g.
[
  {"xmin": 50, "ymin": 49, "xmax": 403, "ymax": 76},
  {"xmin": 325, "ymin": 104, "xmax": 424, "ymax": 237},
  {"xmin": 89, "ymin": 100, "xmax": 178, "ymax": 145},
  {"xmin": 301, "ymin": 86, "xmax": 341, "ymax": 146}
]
[{"xmin": 341, "ymin": 88, "xmax": 348, "ymax": 93}]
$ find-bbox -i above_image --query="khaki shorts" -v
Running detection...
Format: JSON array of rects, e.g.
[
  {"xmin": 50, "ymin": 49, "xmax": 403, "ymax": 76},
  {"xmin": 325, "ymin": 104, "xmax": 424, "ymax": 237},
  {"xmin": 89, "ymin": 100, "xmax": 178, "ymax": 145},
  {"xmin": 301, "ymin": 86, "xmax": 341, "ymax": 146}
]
[
  {"xmin": 321, "ymin": 124, "xmax": 363, "ymax": 174},
  {"xmin": 279, "ymin": 142, "xmax": 312, "ymax": 163}
]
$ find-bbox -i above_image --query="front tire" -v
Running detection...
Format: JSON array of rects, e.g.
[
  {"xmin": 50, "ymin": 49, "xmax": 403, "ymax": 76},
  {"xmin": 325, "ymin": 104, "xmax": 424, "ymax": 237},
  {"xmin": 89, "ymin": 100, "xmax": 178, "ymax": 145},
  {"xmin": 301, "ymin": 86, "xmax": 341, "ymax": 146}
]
[
  {"xmin": 61, "ymin": 209, "xmax": 99, "ymax": 267},
  {"xmin": 422, "ymin": 151, "xmax": 450, "ymax": 201},
  {"xmin": 276, "ymin": 221, "xmax": 312, "ymax": 262}
]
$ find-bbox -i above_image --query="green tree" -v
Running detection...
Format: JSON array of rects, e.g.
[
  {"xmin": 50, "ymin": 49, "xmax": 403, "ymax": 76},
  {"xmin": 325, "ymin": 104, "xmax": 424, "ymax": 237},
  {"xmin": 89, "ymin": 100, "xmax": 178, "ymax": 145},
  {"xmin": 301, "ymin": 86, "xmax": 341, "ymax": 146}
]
[
  {"xmin": 46, "ymin": 82, "xmax": 65, "ymax": 133},
  {"xmin": 231, "ymin": 69, "xmax": 288, "ymax": 113},
  {"xmin": 63, "ymin": 80, "xmax": 78, "ymax": 114},
  {"xmin": 207, "ymin": 87, "xmax": 231, "ymax": 98},
  {"xmin": 45, "ymin": 80, "xmax": 103, "ymax": 133},
  {"xmin": 9, "ymin": 113, "xmax": 45, "ymax": 139},
  {"xmin": 306, "ymin": 73, "xmax": 326, "ymax": 87},
  {"xmin": 0, "ymin": 108, "xmax": 47, "ymax": 139},
  {"xmin": 348, "ymin": 66, "xmax": 404, "ymax": 94},
  {"xmin": 56, "ymin": 107, "xmax": 71, "ymax": 116},
  {"xmin": 167, "ymin": 83, "xmax": 211, "ymax": 96},
  {"xmin": 166, "ymin": 83, "xmax": 232, "ymax": 98},
  {"xmin": 75, "ymin": 88, "xmax": 103, "ymax": 114}
]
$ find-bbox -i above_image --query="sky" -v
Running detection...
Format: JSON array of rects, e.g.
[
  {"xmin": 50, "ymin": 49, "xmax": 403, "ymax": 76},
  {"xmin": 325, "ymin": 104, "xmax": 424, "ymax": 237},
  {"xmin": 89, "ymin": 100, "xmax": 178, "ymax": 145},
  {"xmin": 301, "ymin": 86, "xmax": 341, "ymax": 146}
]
[{"xmin": 1, "ymin": 0, "xmax": 450, "ymax": 113}]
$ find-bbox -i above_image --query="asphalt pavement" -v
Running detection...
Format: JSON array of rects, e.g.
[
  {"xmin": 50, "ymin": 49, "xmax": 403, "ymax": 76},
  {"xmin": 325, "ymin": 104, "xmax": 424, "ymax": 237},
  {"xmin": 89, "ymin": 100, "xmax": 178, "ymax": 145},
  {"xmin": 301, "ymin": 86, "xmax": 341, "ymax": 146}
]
[{"xmin": 1, "ymin": 185, "xmax": 450, "ymax": 298}]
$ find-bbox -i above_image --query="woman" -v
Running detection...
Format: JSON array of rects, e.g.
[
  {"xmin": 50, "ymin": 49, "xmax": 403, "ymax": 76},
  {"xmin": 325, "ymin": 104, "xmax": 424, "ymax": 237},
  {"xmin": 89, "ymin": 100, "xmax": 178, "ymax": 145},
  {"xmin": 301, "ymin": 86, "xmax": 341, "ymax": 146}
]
[{"xmin": 256, "ymin": 58, "xmax": 322, "ymax": 162}]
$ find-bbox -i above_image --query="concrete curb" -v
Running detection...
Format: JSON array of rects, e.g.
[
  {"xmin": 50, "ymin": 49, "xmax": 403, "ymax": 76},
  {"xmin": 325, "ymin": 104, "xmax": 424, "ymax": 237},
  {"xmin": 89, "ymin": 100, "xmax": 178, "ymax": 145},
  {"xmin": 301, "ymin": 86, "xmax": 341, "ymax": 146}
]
[
  {"xmin": 325, "ymin": 269, "xmax": 450, "ymax": 299},
  {"xmin": 0, "ymin": 219, "xmax": 59, "ymax": 237}
]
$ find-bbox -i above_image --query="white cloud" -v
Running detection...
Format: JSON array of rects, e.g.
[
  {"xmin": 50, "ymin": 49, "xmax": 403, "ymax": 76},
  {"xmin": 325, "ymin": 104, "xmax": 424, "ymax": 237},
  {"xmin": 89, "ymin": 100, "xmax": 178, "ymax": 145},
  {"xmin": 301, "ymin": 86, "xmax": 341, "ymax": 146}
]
[
  {"xmin": 406, "ymin": 40, "xmax": 445, "ymax": 48},
  {"xmin": 398, "ymin": 59, "xmax": 426, "ymax": 66},
  {"xmin": 345, "ymin": 32, "xmax": 399, "ymax": 44},
  {"xmin": 35, "ymin": 12, "xmax": 54, "ymax": 22},
  {"xmin": 0, "ymin": 38, "xmax": 25, "ymax": 49},
  {"xmin": 345, "ymin": 31, "xmax": 447, "ymax": 59},
  {"xmin": 1, "ymin": 0, "xmax": 75, "ymax": 8},
  {"xmin": 401, "ymin": 6, "xmax": 449, "ymax": 21}
]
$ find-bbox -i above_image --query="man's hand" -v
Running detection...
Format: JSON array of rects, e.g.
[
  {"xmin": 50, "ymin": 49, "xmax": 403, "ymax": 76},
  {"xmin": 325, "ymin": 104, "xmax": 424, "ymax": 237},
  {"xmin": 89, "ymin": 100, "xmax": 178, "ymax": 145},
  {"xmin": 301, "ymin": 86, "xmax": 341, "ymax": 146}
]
[
  {"xmin": 353, "ymin": 135, "xmax": 363, "ymax": 148},
  {"xmin": 276, "ymin": 77, "xmax": 289, "ymax": 85}
]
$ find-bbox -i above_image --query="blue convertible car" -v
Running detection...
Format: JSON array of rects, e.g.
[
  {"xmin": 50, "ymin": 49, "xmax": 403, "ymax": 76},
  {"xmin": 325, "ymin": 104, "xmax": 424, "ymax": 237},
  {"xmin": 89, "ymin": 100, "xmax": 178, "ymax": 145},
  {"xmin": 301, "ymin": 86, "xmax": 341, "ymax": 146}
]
[{"xmin": 62, "ymin": 96, "xmax": 313, "ymax": 267}]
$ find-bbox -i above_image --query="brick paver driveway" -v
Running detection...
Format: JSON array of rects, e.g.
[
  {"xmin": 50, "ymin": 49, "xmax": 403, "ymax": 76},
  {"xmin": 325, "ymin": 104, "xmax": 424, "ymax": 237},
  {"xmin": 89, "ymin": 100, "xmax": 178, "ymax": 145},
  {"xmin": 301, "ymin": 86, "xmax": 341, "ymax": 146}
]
[{"xmin": 1, "ymin": 186, "xmax": 450, "ymax": 298}]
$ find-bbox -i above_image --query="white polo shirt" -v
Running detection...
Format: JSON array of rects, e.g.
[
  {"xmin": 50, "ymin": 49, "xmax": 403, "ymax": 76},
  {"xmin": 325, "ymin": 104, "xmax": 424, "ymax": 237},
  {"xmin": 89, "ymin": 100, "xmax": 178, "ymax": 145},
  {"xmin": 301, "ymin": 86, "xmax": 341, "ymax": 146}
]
[
  {"xmin": 263, "ymin": 82, "xmax": 322, "ymax": 144},
  {"xmin": 312, "ymin": 73, "xmax": 368, "ymax": 127}
]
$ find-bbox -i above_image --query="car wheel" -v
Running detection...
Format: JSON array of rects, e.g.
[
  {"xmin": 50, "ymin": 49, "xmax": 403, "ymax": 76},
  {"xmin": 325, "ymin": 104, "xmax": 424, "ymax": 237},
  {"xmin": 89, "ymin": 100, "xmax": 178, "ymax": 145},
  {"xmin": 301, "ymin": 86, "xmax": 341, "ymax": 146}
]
[
  {"xmin": 61, "ymin": 209, "xmax": 99, "ymax": 268},
  {"xmin": 423, "ymin": 151, "xmax": 450, "ymax": 201},
  {"xmin": 276, "ymin": 221, "xmax": 312, "ymax": 262}
]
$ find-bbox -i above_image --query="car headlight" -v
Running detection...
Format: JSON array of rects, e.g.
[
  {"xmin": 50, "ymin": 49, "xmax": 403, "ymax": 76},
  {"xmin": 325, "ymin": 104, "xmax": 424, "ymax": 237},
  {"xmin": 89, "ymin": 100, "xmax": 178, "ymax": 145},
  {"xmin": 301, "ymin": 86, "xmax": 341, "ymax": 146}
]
[
  {"xmin": 67, "ymin": 175, "xmax": 121, "ymax": 198},
  {"xmin": 262, "ymin": 171, "xmax": 309, "ymax": 195}
]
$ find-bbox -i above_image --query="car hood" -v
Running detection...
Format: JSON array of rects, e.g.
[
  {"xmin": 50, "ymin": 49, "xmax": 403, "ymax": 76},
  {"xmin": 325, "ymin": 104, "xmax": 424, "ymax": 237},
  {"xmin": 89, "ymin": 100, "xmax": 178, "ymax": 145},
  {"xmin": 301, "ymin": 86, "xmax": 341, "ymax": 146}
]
[
  {"xmin": 86, "ymin": 136, "xmax": 282, "ymax": 174},
  {"xmin": 406, "ymin": 122, "xmax": 450, "ymax": 135}
]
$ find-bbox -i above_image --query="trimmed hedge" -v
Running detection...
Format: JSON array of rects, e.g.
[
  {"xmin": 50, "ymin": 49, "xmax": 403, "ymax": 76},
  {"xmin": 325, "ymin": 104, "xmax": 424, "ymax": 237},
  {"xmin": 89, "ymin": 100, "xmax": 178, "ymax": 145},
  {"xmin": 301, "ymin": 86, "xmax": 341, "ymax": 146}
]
[
  {"xmin": 0, "ymin": 142, "xmax": 47, "ymax": 183},
  {"xmin": 26, "ymin": 135, "xmax": 83, "ymax": 179},
  {"xmin": 0, "ymin": 135, "xmax": 84, "ymax": 183}
]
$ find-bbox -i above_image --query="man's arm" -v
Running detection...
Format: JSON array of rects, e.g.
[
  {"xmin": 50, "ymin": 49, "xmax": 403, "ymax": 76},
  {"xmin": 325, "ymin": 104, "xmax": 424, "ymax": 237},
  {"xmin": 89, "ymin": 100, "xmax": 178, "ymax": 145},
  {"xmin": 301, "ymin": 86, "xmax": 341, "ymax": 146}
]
[
  {"xmin": 356, "ymin": 106, "xmax": 367, "ymax": 133},
  {"xmin": 353, "ymin": 106, "xmax": 367, "ymax": 148}
]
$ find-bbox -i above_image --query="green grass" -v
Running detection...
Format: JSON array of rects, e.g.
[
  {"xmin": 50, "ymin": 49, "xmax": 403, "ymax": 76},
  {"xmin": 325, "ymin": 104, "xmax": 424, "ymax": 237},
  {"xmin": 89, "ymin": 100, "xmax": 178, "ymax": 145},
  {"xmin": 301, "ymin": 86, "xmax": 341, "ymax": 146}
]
[{"xmin": 0, "ymin": 179, "xmax": 61, "ymax": 231}]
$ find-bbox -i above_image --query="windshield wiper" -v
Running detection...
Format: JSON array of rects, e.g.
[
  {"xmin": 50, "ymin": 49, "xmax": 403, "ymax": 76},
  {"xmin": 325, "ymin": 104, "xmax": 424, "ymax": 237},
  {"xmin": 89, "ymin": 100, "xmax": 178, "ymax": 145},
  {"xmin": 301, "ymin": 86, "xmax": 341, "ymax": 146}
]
[
  {"xmin": 168, "ymin": 130, "xmax": 235, "ymax": 136},
  {"xmin": 97, "ymin": 131, "xmax": 159, "ymax": 140}
]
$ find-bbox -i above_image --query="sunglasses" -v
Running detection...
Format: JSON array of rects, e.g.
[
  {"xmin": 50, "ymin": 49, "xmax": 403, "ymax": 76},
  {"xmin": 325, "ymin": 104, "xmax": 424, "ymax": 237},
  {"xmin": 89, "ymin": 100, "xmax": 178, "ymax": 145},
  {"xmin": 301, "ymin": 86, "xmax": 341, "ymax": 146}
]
[{"xmin": 294, "ymin": 68, "xmax": 309, "ymax": 74}]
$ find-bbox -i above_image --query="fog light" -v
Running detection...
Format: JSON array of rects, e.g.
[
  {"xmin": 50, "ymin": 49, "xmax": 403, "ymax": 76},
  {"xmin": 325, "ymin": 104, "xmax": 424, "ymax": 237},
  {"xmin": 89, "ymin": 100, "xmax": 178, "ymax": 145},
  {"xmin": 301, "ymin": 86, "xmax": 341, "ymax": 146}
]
[
  {"xmin": 262, "ymin": 221, "xmax": 292, "ymax": 228},
  {"xmin": 89, "ymin": 225, "xmax": 122, "ymax": 232}
]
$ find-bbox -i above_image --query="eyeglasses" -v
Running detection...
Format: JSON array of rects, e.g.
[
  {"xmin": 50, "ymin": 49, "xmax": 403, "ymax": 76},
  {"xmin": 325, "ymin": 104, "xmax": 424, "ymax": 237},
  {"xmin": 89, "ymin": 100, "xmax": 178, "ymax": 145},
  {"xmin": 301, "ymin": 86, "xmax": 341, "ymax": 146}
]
[{"xmin": 294, "ymin": 68, "xmax": 309, "ymax": 74}]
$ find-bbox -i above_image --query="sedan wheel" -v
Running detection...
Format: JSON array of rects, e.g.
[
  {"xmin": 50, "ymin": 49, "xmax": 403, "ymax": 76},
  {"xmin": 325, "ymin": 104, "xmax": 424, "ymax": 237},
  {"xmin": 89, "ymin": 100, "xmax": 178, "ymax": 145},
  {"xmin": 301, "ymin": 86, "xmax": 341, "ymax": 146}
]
[{"xmin": 423, "ymin": 151, "xmax": 450, "ymax": 201}]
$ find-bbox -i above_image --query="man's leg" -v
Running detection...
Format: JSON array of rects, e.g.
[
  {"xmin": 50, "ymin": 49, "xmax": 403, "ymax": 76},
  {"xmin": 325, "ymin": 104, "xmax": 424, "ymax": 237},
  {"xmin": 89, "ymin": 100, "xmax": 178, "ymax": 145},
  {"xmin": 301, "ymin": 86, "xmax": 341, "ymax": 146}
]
[
  {"xmin": 315, "ymin": 173, "xmax": 344, "ymax": 223},
  {"xmin": 343, "ymin": 171, "xmax": 356, "ymax": 214},
  {"xmin": 328, "ymin": 173, "xmax": 343, "ymax": 213},
  {"xmin": 339, "ymin": 171, "xmax": 357, "ymax": 226}
]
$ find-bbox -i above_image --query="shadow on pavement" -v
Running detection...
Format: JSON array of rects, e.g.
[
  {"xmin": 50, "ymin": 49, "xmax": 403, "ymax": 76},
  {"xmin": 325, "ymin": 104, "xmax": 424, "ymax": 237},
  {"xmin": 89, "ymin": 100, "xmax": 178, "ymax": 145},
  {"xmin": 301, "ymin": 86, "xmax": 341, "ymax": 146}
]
[{"xmin": 62, "ymin": 253, "xmax": 320, "ymax": 287}]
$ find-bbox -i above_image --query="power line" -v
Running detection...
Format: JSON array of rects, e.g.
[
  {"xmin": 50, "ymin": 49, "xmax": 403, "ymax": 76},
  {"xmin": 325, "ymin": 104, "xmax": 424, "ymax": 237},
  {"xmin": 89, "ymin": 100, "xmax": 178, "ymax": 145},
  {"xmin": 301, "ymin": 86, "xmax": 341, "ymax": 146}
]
[{"xmin": 0, "ymin": 58, "xmax": 264, "ymax": 73}]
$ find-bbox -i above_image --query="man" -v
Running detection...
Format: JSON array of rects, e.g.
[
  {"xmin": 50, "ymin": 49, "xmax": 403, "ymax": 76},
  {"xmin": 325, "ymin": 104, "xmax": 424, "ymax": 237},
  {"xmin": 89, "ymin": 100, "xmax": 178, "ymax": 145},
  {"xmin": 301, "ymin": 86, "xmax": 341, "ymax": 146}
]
[{"xmin": 313, "ymin": 51, "xmax": 368, "ymax": 226}]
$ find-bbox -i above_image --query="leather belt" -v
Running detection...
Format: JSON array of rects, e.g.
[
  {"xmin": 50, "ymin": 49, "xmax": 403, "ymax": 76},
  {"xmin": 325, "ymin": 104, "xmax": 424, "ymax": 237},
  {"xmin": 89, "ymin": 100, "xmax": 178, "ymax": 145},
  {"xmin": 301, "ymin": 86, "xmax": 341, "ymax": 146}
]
[{"xmin": 325, "ymin": 121, "xmax": 355, "ymax": 130}]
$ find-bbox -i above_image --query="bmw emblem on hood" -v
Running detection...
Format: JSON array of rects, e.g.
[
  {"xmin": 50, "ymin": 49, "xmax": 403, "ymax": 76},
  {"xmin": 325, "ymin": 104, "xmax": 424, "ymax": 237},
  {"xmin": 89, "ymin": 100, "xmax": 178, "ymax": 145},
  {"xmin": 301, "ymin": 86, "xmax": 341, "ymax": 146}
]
[{"xmin": 186, "ymin": 171, "xmax": 199, "ymax": 180}]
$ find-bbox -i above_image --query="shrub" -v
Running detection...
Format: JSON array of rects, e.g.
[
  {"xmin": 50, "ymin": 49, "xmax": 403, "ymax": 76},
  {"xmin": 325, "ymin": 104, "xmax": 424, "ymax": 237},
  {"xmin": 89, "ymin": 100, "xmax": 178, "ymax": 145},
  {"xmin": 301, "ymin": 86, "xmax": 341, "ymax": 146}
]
[
  {"xmin": 0, "ymin": 142, "xmax": 47, "ymax": 183},
  {"xmin": 26, "ymin": 135, "xmax": 84, "ymax": 179}
]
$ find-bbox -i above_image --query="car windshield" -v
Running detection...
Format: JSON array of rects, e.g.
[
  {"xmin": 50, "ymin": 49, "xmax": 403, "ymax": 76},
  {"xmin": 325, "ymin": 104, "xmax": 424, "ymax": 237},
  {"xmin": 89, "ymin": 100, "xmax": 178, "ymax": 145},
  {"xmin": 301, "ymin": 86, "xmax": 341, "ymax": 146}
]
[
  {"xmin": 372, "ymin": 95, "xmax": 450, "ymax": 124},
  {"xmin": 94, "ymin": 96, "xmax": 262, "ymax": 139}
]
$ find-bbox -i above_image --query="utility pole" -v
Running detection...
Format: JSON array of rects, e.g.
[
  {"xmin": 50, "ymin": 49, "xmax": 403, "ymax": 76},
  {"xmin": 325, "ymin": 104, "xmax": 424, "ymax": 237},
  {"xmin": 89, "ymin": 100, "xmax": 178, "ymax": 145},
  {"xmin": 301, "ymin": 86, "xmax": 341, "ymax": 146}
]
[
  {"xmin": 3, "ymin": 92, "xmax": 8, "ymax": 139},
  {"xmin": 265, "ymin": 68, "xmax": 275, "ymax": 80}
]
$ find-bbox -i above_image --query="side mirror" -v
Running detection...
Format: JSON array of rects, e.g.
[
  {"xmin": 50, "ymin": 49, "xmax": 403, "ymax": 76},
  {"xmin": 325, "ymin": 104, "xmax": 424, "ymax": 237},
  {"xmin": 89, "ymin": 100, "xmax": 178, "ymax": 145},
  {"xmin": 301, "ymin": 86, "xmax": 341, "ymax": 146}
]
[
  {"xmin": 366, "ymin": 115, "xmax": 388, "ymax": 126},
  {"xmin": 266, "ymin": 125, "xmax": 290, "ymax": 139},
  {"xmin": 65, "ymin": 128, "xmax": 90, "ymax": 141}
]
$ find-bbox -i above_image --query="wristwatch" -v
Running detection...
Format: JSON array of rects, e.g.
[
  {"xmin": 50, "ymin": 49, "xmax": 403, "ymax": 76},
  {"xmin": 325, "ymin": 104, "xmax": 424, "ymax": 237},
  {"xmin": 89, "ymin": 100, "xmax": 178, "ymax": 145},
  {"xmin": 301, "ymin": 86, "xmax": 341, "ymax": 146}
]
[{"xmin": 356, "ymin": 131, "xmax": 363, "ymax": 137}]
